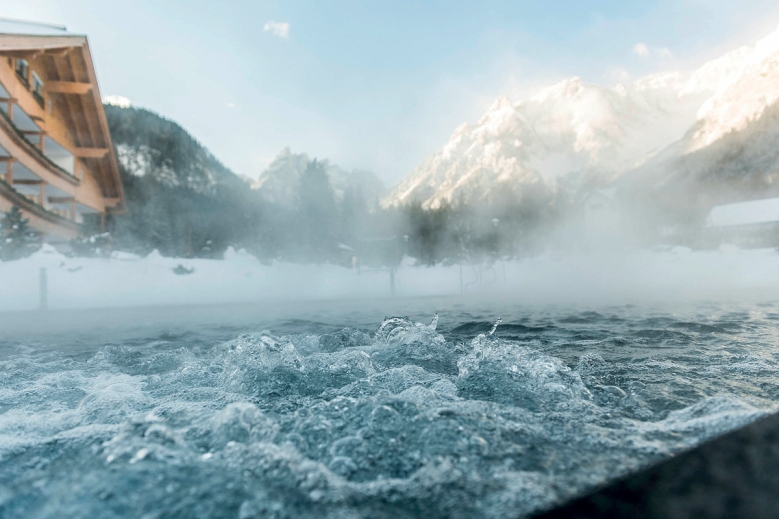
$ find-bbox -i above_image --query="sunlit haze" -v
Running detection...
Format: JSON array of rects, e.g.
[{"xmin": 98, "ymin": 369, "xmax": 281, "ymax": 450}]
[
  {"xmin": 3, "ymin": 3, "xmax": 779, "ymax": 518},
  {"xmin": 4, "ymin": 0, "xmax": 779, "ymax": 182}
]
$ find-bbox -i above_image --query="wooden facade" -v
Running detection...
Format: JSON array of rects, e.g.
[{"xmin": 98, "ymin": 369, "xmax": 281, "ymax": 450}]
[{"xmin": 0, "ymin": 29, "xmax": 124, "ymax": 240}]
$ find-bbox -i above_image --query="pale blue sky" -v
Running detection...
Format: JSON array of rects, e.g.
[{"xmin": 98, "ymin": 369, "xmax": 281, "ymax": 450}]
[{"xmin": 4, "ymin": 1, "xmax": 779, "ymax": 183}]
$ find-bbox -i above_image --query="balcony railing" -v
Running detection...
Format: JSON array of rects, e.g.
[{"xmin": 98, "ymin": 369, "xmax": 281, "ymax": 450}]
[
  {"xmin": 0, "ymin": 177, "xmax": 82, "ymax": 231},
  {"xmin": 0, "ymin": 107, "xmax": 80, "ymax": 184},
  {"xmin": 32, "ymin": 90, "xmax": 44, "ymax": 109}
]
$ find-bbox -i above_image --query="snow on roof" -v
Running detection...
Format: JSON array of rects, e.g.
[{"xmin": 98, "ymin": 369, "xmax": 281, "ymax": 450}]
[
  {"xmin": 0, "ymin": 17, "xmax": 70, "ymax": 37},
  {"xmin": 708, "ymin": 197, "xmax": 779, "ymax": 227}
]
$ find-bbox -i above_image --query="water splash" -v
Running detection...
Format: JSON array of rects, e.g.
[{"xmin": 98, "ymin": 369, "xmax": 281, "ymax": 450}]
[
  {"xmin": 489, "ymin": 317, "xmax": 502, "ymax": 336},
  {"xmin": 0, "ymin": 310, "xmax": 774, "ymax": 519}
]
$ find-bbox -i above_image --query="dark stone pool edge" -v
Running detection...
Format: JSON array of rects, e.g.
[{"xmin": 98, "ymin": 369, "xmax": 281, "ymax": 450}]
[{"xmin": 532, "ymin": 410, "xmax": 779, "ymax": 519}]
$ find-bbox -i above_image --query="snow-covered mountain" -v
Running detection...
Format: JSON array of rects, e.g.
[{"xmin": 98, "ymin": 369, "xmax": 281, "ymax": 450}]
[
  {"xmin": 252, "ymin": 148, "xmax": 385, "ymax": 207},
  {"xmin": 687, "ymin": 28, "xmax": 779, "ymax": 153},
  {"xmin": 384, "ymin": 24, "xmax": 779, "ymax": 210},
  {"xmin": 624, "ymin": 27, "xmax": 779, "ymax": 209}
]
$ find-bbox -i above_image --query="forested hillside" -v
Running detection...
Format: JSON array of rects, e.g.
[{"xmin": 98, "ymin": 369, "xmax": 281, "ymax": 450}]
[
  {"xmin": 104, "ymin": 105, "xmax": 271, "ymax": 257},
  {"xmin": 103, "ymin": 105, "xmax": 404, "ymax": 264}
]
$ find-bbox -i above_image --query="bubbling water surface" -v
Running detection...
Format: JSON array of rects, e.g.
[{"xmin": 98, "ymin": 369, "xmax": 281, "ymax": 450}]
[{"xmin": 1, "ymin": 301, "xmax": 779, "ymax": 518}]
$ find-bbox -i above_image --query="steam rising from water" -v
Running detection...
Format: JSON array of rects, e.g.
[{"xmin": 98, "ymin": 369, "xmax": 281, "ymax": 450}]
[
  {"xmin": 4, "ymin": 244, "xmax": 779, "ymax": 313},
  {"xmin": 0, "ymin": 307, "xmax": 776, "ymax": 518}
]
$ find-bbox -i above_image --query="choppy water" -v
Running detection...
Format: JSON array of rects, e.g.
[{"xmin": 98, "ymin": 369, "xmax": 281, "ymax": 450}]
[{"xmin": 1, "ymin": 298, "xmax": 779, "ymax": 518}]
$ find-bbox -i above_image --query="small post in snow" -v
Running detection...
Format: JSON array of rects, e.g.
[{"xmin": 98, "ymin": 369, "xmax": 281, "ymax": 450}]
[{"xmin": 39, "ymin": 267, "xmax": 48, "ymax": 311}]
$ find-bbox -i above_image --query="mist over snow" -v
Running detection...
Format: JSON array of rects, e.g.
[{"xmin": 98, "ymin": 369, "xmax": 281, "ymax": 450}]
[
  {"xmin": 7, "ymin": 8, "xmax": 779, "ymax": 519},
  {"xmin": 3, "ymin": 243, "xmax": 779, "ymax": 312},
  {"xmin": 6, "ymin": 18, "xmax": 779, "ymax": 310}
]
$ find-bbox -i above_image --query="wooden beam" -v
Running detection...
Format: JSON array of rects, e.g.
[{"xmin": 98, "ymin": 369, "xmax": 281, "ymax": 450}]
[
  {"xmin": 55, "ymin": 54, "xmax": 89, "ymax": 147},
  {"xmin": 50, "ymin": 54, "xmax": 80, "ymax": 145},
  {"xmin": 81, "ymin": 40, "xmax": 126, "ymax": 205},
  {"xmin": 103, "ymin": 197, "xmax": 121, "ymax": 206},
  {"xmin": 45, "ymin": 81, "xmax": 93, "ymax": 95},
  {"xmin": 2, "ymin": 51, "xmax": 36, "ymax": 58},
  {"xmin": 73, "ymin": 147, "xmax": 108, "ymax": 158},
  {"xmin": 47, "ymin": 48, "xmax": 75, "ymax": 58},
  {"xmin": 0, "ymin": 35, "xmax": 85, "ymax": 53},
  {"xmin": 69, "ymin": 52, "xmax": 103, "ymax": 149},
  {"xmin": 48, "ymin": 196, "xmax": 75, "ymax": 204},
  {"xmin": 13, "ymin": 179, "xmax": 43, "ymax": 185}
]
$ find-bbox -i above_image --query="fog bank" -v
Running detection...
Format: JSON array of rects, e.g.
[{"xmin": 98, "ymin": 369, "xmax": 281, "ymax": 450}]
[{"xmin": 0, "ymin": 244, "xmax": 777, "ymax": 313}]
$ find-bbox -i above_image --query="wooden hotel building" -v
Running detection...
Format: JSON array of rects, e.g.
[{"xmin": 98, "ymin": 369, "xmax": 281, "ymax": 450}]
[{"xmin": 0, "ymin": 18, "xmax": 124, "ymax": 240}]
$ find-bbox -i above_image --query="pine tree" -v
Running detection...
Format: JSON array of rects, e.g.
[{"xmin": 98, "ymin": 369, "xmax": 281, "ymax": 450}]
[
  {"xmin": 340, "ymin": 185, "xmax": 368, "ymax": 246},
  {"xmin": 296, "ymin": 159, "xmax": 339, "ymax": 262},
  {"xmin": 0, "ymin": 206, "xmax": 40, "ymax": 261}
]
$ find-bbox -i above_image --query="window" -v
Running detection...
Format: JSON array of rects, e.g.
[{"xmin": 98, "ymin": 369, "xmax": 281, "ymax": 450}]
[
  {"xmin": 32, "ymin": 72, "xmax": 44, "ymax": 108},
  {"xmin": 15, "ymin": 59, "xmax": 29, "ymax": 87}
]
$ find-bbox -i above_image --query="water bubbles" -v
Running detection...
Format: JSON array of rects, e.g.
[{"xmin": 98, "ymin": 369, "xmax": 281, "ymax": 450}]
[
  {"xmin": 369, "ymin": 404, "xmax": 402, "ymax": 432},
  {"xmin": 208, "ymin": 402, "xmax": 278, "ymax": 448},
  {"xmin": 328, "ymin": 456, "xmax": 358, "ymax": 477},
  {"xmin": 317, "ymin": 328, "xmax": 372, "ymax": 353},
  {"xmin": 129, "ymin": 447, "xmax": 150, "ymax": 464},
  {"xmin": 576, "ymin": 352, "xmax": 607, "ymax": 376},
  {"xmin": 0, "ymin": 311, "xmax": 775, "ymax": 518}
]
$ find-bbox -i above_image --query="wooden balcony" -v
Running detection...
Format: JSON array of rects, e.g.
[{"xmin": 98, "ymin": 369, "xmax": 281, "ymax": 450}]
[
  {"xmin": 0, "ymin": 29, "xmax": 125, "ymax": 238},
  {"xmin": 0, "ymin": 175, "xmax": 81, "ymax": 238}
]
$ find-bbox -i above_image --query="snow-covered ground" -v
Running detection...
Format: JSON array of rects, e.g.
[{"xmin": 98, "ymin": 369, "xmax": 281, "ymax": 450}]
[{"xmin": 1, "ymin": 244, "xmax": 778, "ymax": 312}]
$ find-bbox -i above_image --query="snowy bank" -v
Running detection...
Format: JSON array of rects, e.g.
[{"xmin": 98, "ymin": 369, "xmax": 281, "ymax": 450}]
[{"xmin": 1, "ymin": 245, "xmax": 779, "ymax": 312}]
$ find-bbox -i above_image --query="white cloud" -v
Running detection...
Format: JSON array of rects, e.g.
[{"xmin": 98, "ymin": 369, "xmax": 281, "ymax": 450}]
[
  {"xmin": 632, "ymin": 43, "xmax": 674, "ymax": 60},
  {"xmin": 226, "ymin": 102, "xmax": 237, "ymax": 109},
  {"xmin": 632, "ymin": 42, "xmax": 650, "ymax": 57},
  {"xmin": 103, "ymin": 95, "xmax": 131, "ymax": 108},
  {"xmin": 263, "ymin": 21, "xmax": 290, "ymax": 39}
]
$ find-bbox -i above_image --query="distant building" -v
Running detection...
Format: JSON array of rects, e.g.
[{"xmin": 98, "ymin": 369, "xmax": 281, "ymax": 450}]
[
  {"xmin": 707, "ymin": 197, "xmax": 779, "ymax": 247},
  {"xmin": 0, "ymin": 18, "xmax": 124, "ymax": 240}
]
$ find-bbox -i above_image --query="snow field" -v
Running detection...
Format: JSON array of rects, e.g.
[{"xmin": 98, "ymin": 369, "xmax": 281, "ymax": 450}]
[{"xmin": 1, "ymin": 244, "xmax": 778, "ymax": 312}]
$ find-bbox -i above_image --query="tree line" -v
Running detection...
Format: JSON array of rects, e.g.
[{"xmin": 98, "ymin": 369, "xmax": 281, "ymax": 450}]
[
  {"xmin": 61, "ymin": 156, "xmax": 558, "ymax": 268},
  {"xmin": 1, "ymin": 104, "xmax": 563, "ymax": 265},
  {"xmin": 1, "ymin": 160, "xmax": 562, "ymax": 266}
]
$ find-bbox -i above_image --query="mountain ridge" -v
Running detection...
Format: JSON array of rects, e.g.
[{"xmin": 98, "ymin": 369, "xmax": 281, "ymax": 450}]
[
  {"xmin": 383, "ymin": 24, "xmax": 779, "ymax": 211},
  {"xmin": 251, "ymin": 147, "xmax": 385, "ymax": 208}
]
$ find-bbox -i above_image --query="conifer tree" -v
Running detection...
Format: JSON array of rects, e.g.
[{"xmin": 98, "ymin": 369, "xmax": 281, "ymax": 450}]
[
  {"xmin": 296, "ymin": 159, "xmax": 339, "ymax": 262},
  {"xmin": 0, "ymin": 205, "xmax": 40, "ymax": 261}
]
